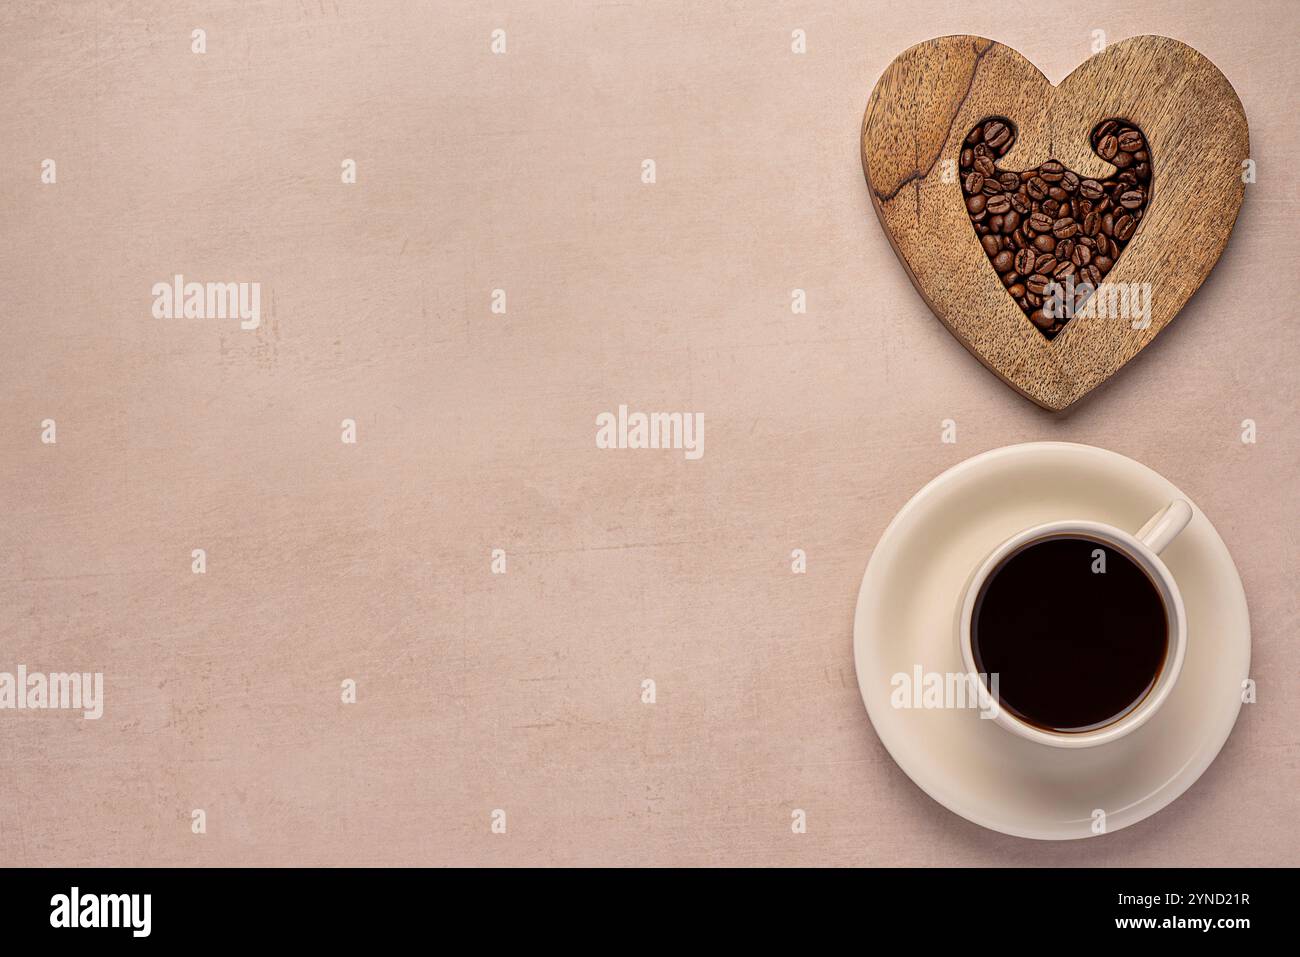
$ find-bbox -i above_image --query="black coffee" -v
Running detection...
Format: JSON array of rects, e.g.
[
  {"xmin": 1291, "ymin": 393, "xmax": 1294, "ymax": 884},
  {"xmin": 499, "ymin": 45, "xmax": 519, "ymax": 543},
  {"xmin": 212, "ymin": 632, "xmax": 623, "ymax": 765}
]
[{"xmin": 971, "ymin": 535, "xmax": 1167, "ymax": 733}]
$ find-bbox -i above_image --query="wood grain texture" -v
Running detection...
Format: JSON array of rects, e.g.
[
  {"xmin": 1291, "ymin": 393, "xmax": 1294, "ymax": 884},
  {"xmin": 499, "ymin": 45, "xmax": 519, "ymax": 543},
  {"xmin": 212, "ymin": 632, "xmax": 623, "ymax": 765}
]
[{"xmin": 862, "ymin": 35, "xmax": 1249, "ymax": 411}]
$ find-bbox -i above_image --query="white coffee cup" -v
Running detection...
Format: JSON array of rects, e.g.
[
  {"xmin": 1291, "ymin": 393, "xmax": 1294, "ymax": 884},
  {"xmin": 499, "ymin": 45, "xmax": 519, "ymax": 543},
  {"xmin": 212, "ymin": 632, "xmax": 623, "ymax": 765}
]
[{"xmin": 957, "ymin": 500, "xmax": 1193, "ymax": 749}]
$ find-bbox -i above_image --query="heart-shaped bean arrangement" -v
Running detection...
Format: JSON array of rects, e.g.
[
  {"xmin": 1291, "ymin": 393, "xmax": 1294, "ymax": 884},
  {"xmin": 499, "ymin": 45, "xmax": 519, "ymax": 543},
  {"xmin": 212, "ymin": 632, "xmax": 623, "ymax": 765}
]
[
  {"xmin": 961, "ymin": 117, "xmax": 1151, "ymax": 339},
  {"xmin": 862, "ymin": 36, "xmax": 1248, "ymax": 410}
]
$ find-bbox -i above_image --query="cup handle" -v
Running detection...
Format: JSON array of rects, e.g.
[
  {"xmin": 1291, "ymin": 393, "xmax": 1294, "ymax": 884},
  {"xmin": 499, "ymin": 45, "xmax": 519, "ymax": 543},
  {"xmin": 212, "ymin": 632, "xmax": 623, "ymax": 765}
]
[{"xmin": 1136, "ymin": 500, "xmax": 1193, "ymax": 555}]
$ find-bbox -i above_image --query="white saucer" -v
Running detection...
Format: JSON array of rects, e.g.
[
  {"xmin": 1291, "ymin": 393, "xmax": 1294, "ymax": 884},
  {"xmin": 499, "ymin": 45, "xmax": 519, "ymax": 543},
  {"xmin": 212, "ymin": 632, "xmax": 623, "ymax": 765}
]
[{"xmin": 852, "ymin": 442, "xmax": 1250, "ymax": 840}]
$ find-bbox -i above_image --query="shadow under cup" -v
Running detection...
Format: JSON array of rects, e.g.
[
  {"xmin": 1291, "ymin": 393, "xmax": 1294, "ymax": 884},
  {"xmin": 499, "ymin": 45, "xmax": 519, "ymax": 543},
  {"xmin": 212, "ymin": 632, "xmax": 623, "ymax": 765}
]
[{"xmin": 970, "ymin": 533, "xmax": 1170, "ymax": 734}]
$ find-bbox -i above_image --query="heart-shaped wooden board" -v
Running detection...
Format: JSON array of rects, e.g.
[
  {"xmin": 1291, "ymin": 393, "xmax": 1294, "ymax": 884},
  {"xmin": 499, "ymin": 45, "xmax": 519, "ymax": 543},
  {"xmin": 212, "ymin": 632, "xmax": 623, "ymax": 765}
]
[{"xmin": 862, "ymin": 36, "xmax": 1249, "ymax": 411}]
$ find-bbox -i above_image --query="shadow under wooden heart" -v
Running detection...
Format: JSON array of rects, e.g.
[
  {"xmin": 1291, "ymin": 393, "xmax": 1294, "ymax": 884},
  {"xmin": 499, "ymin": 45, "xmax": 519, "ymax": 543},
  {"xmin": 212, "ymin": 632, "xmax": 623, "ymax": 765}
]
[{"xmin": 861, "ymin": 36, "xmax": 1248, "ymax": 411}]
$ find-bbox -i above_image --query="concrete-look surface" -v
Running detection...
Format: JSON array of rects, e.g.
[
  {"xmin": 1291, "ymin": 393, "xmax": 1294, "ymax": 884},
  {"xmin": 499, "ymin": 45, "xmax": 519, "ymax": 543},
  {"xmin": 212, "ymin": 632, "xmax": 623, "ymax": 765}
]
[{"xmin": 0, "ymin": 1, "xmax": 1295, "ymax": 866}]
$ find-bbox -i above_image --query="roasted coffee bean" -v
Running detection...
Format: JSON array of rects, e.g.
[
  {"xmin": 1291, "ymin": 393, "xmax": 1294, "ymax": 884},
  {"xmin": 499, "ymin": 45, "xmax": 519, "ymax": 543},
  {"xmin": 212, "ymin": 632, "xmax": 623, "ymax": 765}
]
[
  {"xmin": 1052, "ymin": 217, "xmax": 1079, "ymax": 239},
  {"xmin": 984, "ymin": 120, "xmax": 1012, "ymax": 149},
  {"xmin": 959, "ymin": 117, "xmax": 1150, "ymax": 340},
  {"xmin": 1118, "ymin": 130, "xmax": 1143, "ymax": 152},
  {"xmin": 1079, "ymin": 180, "xmax": 1104, "ymax": 201},
  {"xmin": 1028, "ymin": 211, "xmax": 1053, "ymax": 233}
]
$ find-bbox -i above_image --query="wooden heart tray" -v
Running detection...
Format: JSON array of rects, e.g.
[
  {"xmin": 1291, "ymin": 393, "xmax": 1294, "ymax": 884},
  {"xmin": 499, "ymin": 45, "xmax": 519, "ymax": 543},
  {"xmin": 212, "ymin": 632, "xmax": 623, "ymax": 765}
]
[{"xmin": 861, "ymin": 35, "xmax": 1248, "ymax": 411}]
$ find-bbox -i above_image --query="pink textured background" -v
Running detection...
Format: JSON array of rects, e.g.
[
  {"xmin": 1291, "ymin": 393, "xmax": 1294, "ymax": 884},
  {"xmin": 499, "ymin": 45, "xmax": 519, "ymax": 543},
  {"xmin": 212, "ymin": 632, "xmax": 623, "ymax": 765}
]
[{"xmin": 0, "ymin": 1, "xmax": 1295, "ymax": 866}]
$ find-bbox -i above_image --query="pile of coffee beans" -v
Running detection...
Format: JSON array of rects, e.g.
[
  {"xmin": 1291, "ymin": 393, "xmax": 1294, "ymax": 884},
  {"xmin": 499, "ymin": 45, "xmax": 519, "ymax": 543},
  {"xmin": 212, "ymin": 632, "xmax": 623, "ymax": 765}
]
[{"xmin": 959, "ymin": 117, "xmax": 1151, "ymax": 338}]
